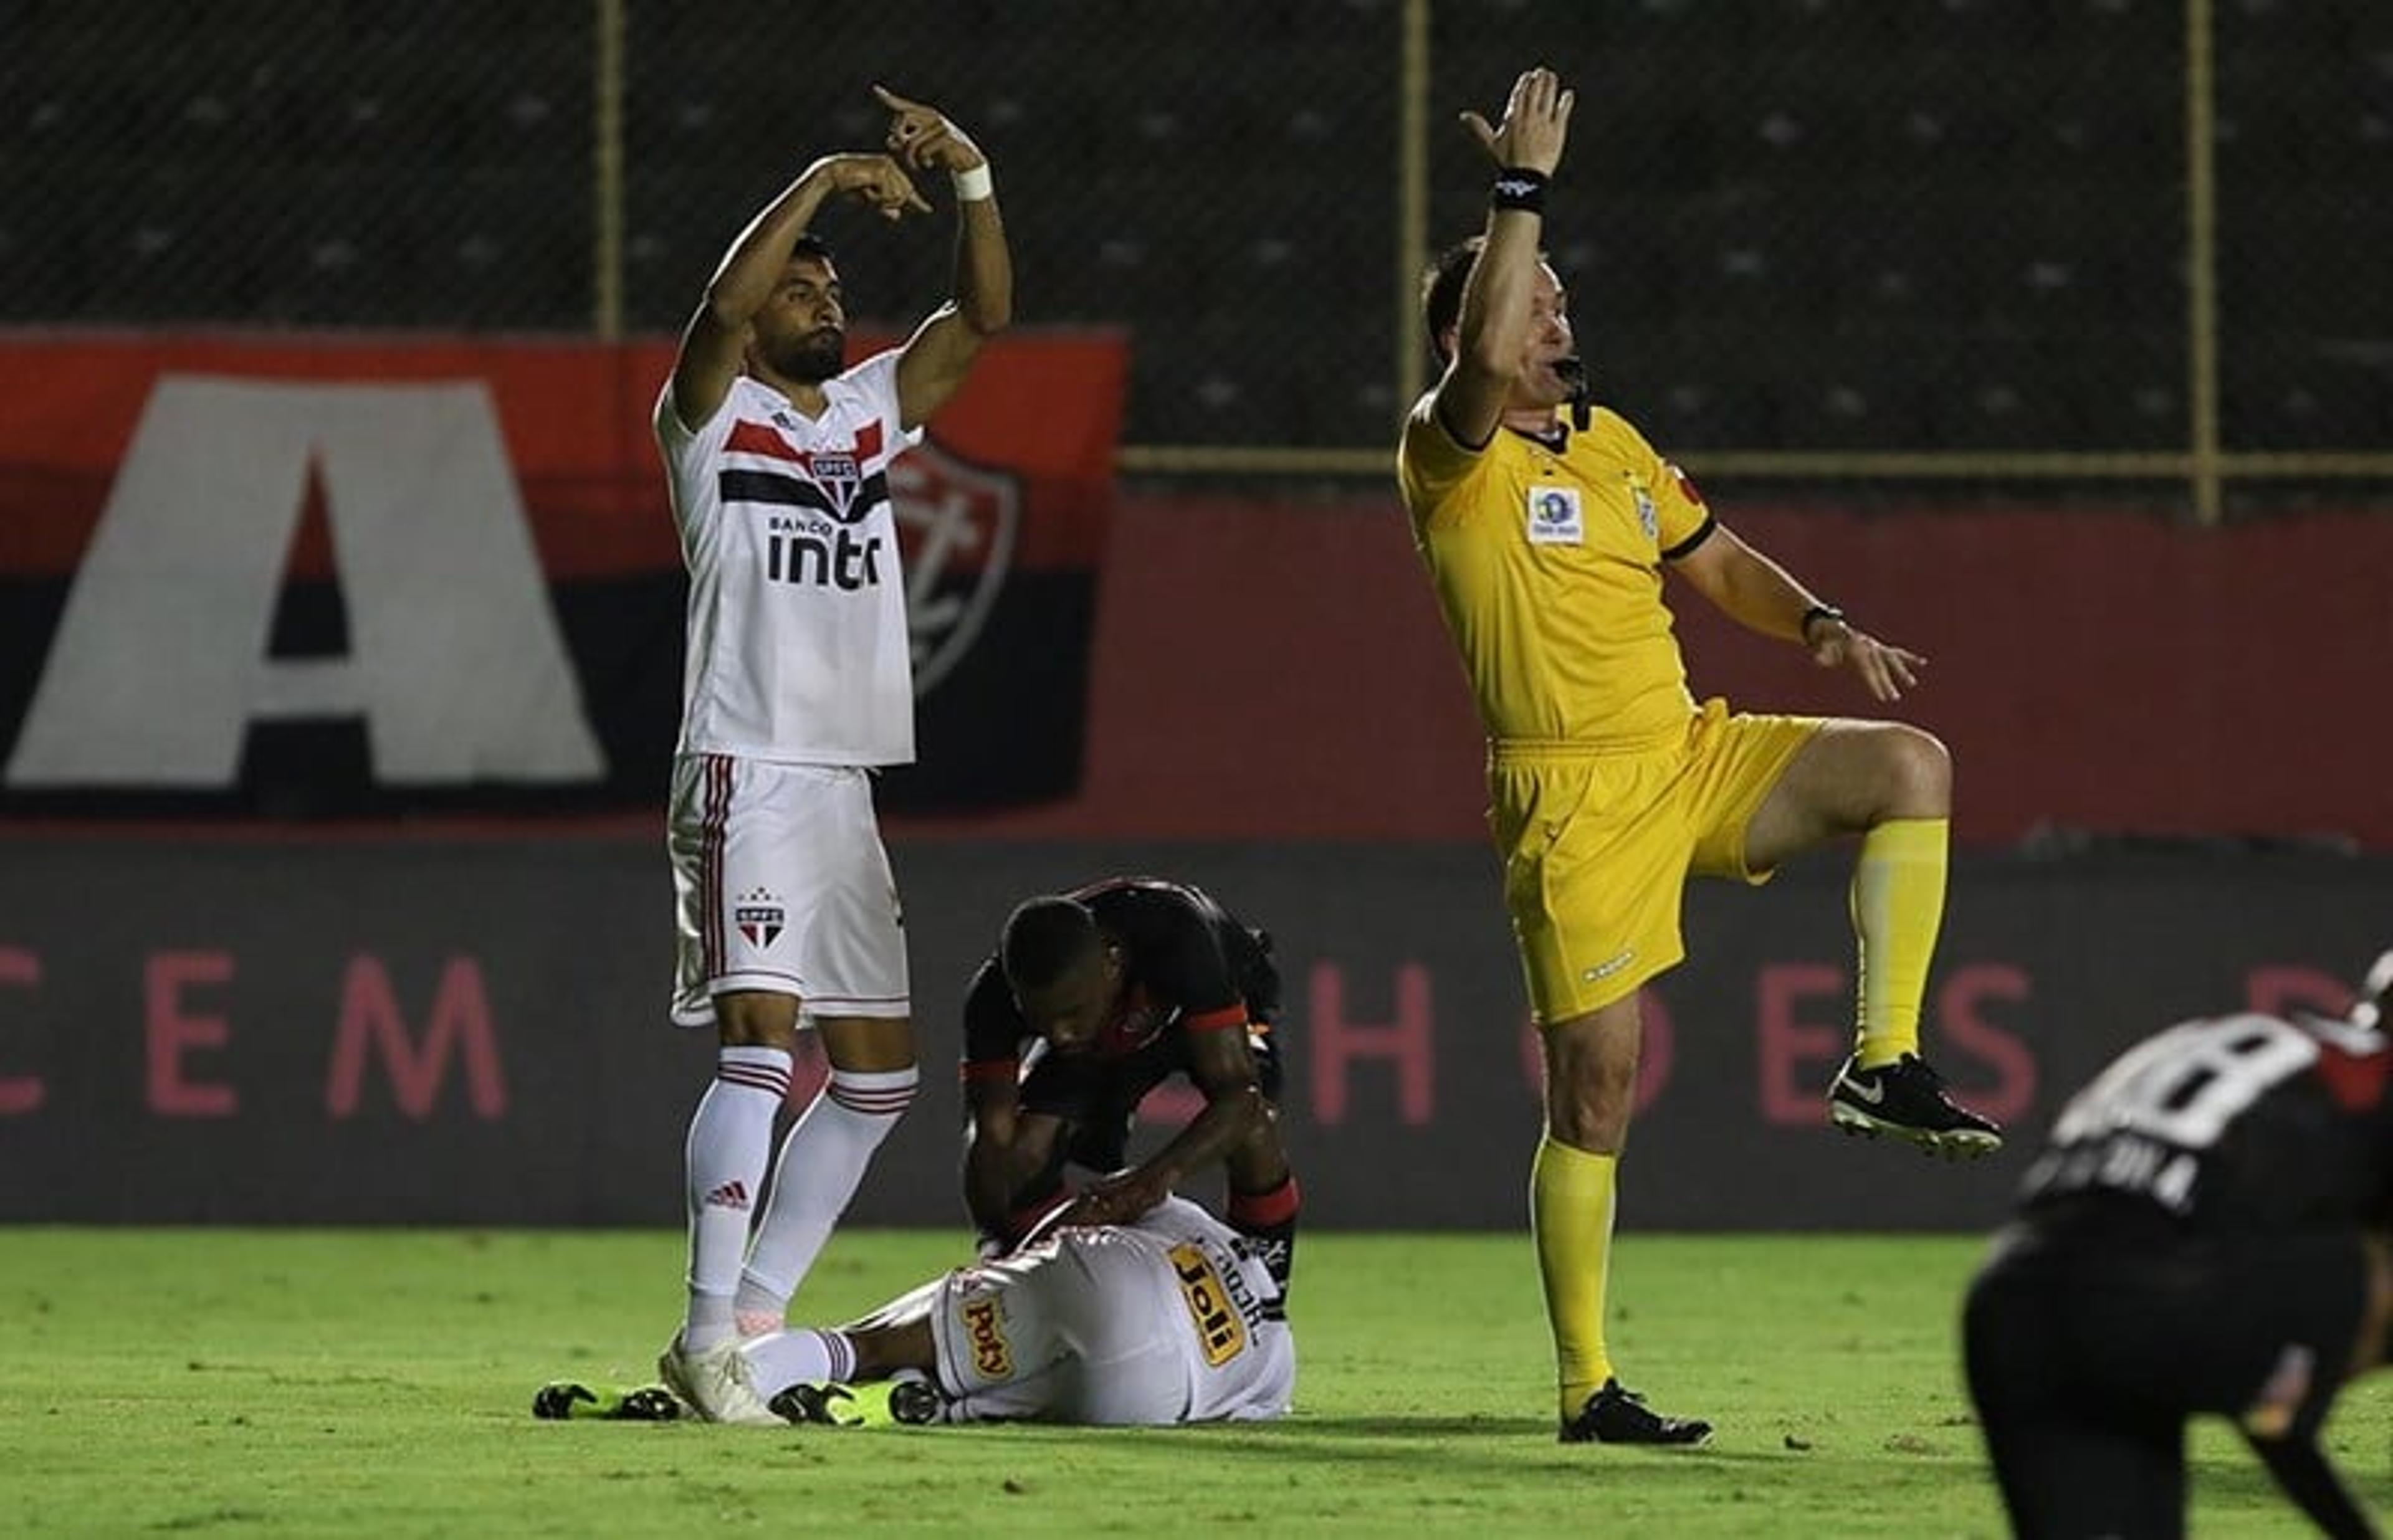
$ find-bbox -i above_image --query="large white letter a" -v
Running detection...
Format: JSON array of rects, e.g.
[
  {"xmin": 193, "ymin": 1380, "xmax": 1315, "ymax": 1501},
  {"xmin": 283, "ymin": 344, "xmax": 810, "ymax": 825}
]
[{"xmin": 7, "ymin": 376, "xmax": 605, "ymax": 788}]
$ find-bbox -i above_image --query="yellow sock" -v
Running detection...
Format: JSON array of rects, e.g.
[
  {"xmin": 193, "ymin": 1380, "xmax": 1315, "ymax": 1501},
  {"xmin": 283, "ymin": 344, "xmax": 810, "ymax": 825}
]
[
  {"xmin": 1531, "ymin": 1136, "xmax": 1617, "ymax": 1418},
  {"xmin": 1850, "ymin": 817, "xmax": 1948, "ymax": 1067}
]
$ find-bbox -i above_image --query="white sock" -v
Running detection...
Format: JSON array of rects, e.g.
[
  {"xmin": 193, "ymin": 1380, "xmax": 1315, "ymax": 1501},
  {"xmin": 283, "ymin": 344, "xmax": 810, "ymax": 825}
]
[
  {"xmin": 739, "ymin": 1328, "xmax": 859, "ymax": 1399},
  {"xmin": 681, "ymin": 1045, "xmax": 791, "ymax": 1350},
  {"xmin": 734, "ymin": 1065, "xmax": 917, "ymax": 1321}
]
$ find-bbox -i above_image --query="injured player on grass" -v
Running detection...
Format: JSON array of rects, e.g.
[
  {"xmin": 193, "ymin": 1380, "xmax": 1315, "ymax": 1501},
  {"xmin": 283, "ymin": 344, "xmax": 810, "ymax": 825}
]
[{"xmin": 535, "ymin": 1192, "xmax": 1294, "ymax": 1427}]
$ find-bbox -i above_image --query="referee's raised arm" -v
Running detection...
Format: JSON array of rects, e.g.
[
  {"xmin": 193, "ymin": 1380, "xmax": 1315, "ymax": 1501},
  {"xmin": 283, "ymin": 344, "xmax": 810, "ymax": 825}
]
[{"xmin": 1433, "ymin": 66, "xmax": 1575, "ymax": 449}]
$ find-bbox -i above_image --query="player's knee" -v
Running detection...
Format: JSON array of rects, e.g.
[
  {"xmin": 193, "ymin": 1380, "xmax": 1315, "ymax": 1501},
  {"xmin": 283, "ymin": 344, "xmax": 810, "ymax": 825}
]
[
  {"xmin": 1540, "ymin": 1009, "xmax": 1639, "ymax": 1148},
  {"xmin": 1545, "ymin": 1070, "xmax": 1636, "ymax": 1151},
  {"xmin": 1875, "ymin": 724, "xmax": 1951, "ymax": 817},
  {"xmin": 1547, "ymin": 1105, "xmax": 1630, "ymax": 1153}
]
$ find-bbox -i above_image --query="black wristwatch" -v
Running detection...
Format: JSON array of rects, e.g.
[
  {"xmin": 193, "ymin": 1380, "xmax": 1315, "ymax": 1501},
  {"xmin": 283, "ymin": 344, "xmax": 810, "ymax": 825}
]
[{"xmin": 1799, "ymin": 604, "xmax": 1846, "ymax": 642}]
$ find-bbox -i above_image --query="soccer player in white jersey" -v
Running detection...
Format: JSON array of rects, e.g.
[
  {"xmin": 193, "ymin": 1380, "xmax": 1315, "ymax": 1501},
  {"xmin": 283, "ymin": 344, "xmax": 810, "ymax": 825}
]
[
  {"xmin": 739, "ymin": 1194, "xmax": 1297, "ymax": 1427},
  {"xmin": 649, "ymin": 85, "xmax": 1011, "ymax": 1424}
]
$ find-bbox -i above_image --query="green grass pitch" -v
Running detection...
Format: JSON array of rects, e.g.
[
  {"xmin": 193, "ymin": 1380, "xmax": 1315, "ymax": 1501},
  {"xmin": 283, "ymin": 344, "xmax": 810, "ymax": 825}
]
[{"xmin": 6, "ymin": 1228, "xmax": 2385, "ymax": 1536}]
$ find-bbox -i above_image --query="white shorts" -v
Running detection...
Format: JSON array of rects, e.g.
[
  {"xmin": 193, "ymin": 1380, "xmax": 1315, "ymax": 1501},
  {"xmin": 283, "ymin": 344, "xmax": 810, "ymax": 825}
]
[{"xmin": 666, "ymin": 753, "xmax": 909, "ymax": 1028}]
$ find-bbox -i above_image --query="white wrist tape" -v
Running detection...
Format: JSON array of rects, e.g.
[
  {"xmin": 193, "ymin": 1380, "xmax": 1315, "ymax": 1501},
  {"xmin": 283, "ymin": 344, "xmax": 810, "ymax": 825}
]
[{"xmin": 952, "ymin": 163, "xmax": 994, "ymax": 202}]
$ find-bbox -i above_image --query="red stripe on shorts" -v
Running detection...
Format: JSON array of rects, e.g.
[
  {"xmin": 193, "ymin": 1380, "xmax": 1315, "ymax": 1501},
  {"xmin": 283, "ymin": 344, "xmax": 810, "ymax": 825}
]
[{"xmin": 702, "ymin": 754, "xmax": 732, "ymax": 977}]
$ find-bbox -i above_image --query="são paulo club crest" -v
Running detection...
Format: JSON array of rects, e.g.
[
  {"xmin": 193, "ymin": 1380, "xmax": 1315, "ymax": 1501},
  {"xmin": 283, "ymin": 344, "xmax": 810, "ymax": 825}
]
[
  {"xmin": 806, "ymin": 451, "xmax": 863, "ymax": 523},
  {"xmin": 889, "ymin": 440, "xmax": 1021, "ymax": 694},
  {"xmin": 734, "ymin": 887, "xmax": 785, "ymax": 949}
]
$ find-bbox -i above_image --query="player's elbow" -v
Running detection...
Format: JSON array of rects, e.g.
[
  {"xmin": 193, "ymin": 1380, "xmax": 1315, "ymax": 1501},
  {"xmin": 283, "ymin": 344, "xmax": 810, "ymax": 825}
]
[
  {"xmin": 698, "ymin": 272, "xmax": 765, "ymax": 331},
  {"xmin": 963, "ymin": 293, "xmax": 1011, "ymax": 337}
]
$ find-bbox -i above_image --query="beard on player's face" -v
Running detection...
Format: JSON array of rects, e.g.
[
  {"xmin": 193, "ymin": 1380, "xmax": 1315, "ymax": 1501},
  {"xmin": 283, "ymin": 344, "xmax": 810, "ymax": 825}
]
[{"xmin": 760, "ymin": 326, "xmax": 845, "ymax": 384}]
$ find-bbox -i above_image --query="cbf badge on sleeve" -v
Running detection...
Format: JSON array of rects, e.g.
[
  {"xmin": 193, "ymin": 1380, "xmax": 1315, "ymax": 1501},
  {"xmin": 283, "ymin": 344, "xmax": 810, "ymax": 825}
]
[{"xmin": 1526, "ymin": 485, "xmax": 1583, "ymax": 545}]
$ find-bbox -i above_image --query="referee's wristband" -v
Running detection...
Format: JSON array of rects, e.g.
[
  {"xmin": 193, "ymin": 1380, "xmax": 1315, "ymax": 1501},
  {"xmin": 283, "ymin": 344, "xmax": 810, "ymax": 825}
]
[
  {"xmin": 1799, "ymin": 604, "xmax": 1847, "ymax": 643},
  {"xmin": 1491, "ymin": 166, "xmax": 1549, "ymax": 214}
]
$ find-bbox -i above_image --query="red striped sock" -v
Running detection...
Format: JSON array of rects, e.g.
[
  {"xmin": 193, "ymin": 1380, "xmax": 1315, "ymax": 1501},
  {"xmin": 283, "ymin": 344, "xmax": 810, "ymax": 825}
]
[
  {"xmin": 734, "ymin": 1065, "xmax": 919, "ymax": 1315},
  {"xmin": 684, "ymin": 1046, "xmax": 792, "ymax": 1349}
]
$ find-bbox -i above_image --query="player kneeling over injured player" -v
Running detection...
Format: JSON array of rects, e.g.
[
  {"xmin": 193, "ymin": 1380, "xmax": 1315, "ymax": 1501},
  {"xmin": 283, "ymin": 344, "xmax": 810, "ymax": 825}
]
[
  {"xmin": 962, "ymin": 878, "xmax": 1300, "ymax": 1291},
  {"xmin": 542, "ymin": 1194, "xmax": 1293, "ymax": 1427}
]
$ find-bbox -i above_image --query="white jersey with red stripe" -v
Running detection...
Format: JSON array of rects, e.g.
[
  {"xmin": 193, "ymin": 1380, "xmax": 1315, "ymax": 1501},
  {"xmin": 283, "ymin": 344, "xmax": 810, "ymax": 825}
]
[{"xmin": 654, "ymin": 357, "xmax": 924, "ymax": 765}]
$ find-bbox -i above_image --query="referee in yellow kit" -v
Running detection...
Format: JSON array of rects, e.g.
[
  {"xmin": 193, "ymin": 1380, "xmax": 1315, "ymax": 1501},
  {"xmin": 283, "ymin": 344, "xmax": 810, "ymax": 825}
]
[{"xmin": 1397, "ymin": 65, "xmax": 2001, "ymax": 1447}]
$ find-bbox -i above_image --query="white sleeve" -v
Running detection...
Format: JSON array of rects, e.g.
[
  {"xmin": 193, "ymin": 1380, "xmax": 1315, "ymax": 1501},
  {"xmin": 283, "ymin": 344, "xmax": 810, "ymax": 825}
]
[
  {"xmin": 652, "ymin": 379, "xmax": 687, "ymax": 445},
  {"xmin": 654, "ymin": 378, "xmax": 738, "ymax": 475},
  {"xmin": 839, "ymin": 350, "xmax": 925, "ymax": 454},
  {"xmin": 655, "ymin": 378, "xmax": 720, "ymax": 449}
]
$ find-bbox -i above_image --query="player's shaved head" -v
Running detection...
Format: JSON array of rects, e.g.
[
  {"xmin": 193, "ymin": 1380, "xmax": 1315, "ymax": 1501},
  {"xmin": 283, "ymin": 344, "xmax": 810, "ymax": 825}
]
[
  {"xmin": 1002, "ymin": 896, "xmax": 1102, "ymax": 992},
  {"xmin": 1004, "ymin": 896, "xmax": 1120, "ymax": 1052}
]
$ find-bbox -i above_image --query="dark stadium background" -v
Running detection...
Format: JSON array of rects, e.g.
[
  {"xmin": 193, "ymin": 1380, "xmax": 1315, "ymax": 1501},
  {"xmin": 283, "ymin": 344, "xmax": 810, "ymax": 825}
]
[{"xmin": 2, "ymin": 0, "xmax": 2388, "ymax": 1227}]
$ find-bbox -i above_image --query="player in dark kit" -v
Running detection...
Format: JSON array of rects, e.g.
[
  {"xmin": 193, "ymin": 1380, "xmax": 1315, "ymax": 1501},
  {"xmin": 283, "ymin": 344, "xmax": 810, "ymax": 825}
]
[
  {"xmin": 958, "ymin": 878, "xmax": 1300, "ymax": 1288},
  {"xmin": 1964, "ymin": 951, "xmax": 2393, "ymax": 1539}
]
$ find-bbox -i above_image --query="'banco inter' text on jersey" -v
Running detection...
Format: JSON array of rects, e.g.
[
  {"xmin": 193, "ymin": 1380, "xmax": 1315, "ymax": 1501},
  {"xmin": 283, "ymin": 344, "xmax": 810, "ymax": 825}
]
[
  {"xmin": 2019, "ymin": 1011, "xmax": 2393, "ymax": 1233},
  {"xmin": 1397, "ymin": 398, "xmax": 1715, "ymax": 746},
  {"xmin": 655, "ymin": 359, "xmax": 923, "ymax": 764}
]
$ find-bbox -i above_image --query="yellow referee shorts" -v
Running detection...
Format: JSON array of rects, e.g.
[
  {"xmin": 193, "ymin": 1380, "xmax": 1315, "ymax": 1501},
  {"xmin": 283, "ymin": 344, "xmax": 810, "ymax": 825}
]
[{"xmin": 1490, "ymin": 697, "xmax": 1823, "ymax": 1025}]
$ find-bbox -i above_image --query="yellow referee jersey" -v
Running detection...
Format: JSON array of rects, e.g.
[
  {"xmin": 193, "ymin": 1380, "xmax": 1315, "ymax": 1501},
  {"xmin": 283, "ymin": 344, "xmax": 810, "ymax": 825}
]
[{"xmin": 1397, "ymin": 397, "xmax": 1715, "ymax": 747}]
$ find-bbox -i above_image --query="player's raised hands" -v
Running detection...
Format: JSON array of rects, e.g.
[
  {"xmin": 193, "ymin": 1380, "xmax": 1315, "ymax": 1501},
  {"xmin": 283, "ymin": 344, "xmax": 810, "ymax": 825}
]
[
  {"xmin": 874, "ymin": 84, "xmax": 986, "ymax": 175},
  {"xmin": 808, "ymin": 151, "xmax": 932, "ymax": 222},
  {"xmin": 1460, "ymin": 66, "xmax": 1574, "ymax": 176}
]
